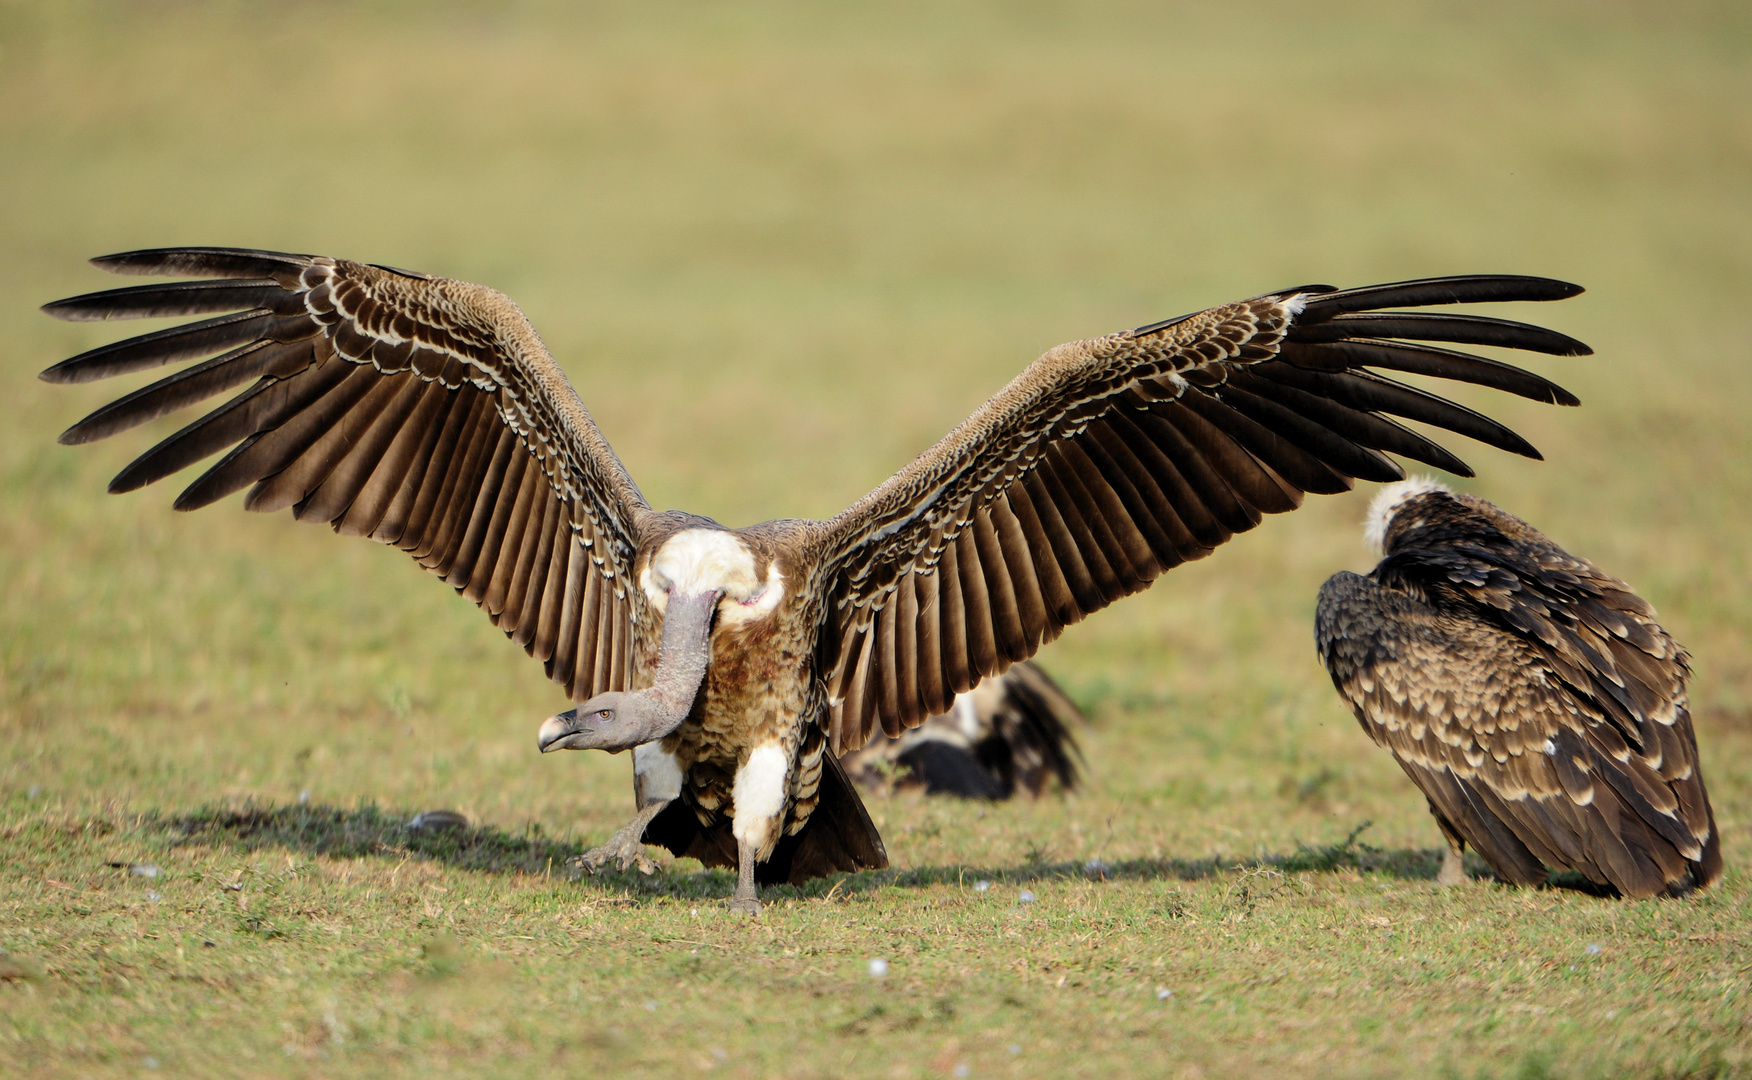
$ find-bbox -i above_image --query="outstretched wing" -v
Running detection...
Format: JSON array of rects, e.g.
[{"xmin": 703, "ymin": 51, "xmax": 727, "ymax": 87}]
[
  {"xmin": 811, "ymin": 275, "xmax": 1589, "ymax": 751},
  {"xmin": 43, "ymin": 247, "xmax": 653, "ymax": 701},
  {"xmin": 1315, "ymin": 568, "xmax": 1720, "ymax": 897}
]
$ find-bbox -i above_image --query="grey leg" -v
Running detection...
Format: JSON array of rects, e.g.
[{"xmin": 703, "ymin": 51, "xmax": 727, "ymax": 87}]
[
  {"xmin": 1436, "ymin": 841, "xmax": 1467, "ymax": 886},
  {"xmin": 578, "ymin": 799, "xmax": 670, "ymax": 876},
  {"xmin": 728, "ymin": 840, "xmax": 762, "ymax": 915}
]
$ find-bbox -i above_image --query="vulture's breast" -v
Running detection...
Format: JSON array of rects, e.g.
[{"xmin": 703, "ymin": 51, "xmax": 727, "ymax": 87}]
[{"xmin": 642, "ymin": 527, "xmax": 810, "ymax": 772}]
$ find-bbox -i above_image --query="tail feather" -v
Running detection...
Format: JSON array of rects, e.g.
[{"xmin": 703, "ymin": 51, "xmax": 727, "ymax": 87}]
[{"xmin": 643, "ymin": 752, "xmax": 888, "ymax": 887}]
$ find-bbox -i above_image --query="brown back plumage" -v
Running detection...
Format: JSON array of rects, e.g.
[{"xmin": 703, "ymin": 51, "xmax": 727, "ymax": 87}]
[{"xmin": 1316, "ymin": 486, "xmax": 1721, "ymax": 897}]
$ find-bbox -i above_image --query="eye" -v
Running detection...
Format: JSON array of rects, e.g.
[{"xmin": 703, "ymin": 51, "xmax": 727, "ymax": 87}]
[{"xmin": 597, "ymin": 709, "xmax": 613, "ymax": 720}]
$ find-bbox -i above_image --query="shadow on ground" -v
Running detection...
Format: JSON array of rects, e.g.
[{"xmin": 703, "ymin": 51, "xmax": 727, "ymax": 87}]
[{"xmin": 124, "ymin": 799, "xmax": 1610, "ymax": 904}]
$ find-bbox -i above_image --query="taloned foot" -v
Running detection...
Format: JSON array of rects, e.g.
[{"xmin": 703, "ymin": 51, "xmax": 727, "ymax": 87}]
[
  {"xmin": 728, "ymin": 891, "xmax": 763, "ymax": 916},
  {"xmin": 1436, "ymin": 844, "xmax": 1468, "ymax": 887},
  {"xmin": 579, "ymin": 835, "xmax": 660, "ymax": 876},
  {"xmin": 576, "ymin": 801, "xmax": 667, "ymax": 876}
]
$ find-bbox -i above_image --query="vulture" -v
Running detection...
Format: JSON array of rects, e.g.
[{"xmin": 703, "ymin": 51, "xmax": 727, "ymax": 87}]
[
  {"xmin": 1316, "ymin": 480, "xmax": 1722, "ymax": 897},
  {"xmin": 43, "ymin": 246, "xmax": 1591, "ymax": 913},
  {"xmin": 839, "ymin": 660, "xmax": 1084, "ymax": 800}
]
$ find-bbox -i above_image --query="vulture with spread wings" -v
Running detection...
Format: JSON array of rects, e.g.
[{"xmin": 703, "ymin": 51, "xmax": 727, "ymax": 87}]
[{"xmin": 44, "ymin": 247, "xmax": 1589, "ymax": 912}]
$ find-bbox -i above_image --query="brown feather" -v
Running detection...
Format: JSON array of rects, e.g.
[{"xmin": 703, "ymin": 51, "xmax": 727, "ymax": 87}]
[
  {"xmin": 301, "ymin": 371, "xmax": 430, "ymax": 527},
  {"xmin": 1316, "ymin": 487, "xmax": 1720, "ymax": 897}
]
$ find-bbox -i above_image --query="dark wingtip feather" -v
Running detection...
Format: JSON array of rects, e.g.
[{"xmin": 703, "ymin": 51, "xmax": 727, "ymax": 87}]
[
  {"xmin": 90, "ymin": 247, "xmax": 314, "ymax": 280},
  {"xmin": 107, "ymin": 466, "xmax": 150, "ymax": 495},
  {"xmin": 42, "ymin": 279, "xmax": 287, "ymax": 323},
  {"xmin": 1301, "ymin": 275, "xmax": 1586, "ymax": 320}
]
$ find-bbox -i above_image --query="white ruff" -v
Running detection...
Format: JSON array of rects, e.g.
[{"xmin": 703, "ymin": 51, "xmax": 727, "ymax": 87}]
[
  {"xmin": 1364, "ymin": 476, "xmax": 1450, "ymax": 556},
  {"xmin": 632, "ymin": 742, "xmax": 684, "ymax": 805},
  {"xmin": 640, "ymin": 528, "xmax": 785, "ymax": 623},
  {"xmin": 732, "ymin": 743, "xmax": 790, "ymax": 849}
]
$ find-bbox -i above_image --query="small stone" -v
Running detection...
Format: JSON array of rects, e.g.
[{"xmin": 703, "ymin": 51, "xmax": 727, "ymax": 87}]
[
  {"xmin": 297, "ymin": 790, "xmax": 311, "ymax": 805},
  {"xmin": 867, "ymin": 958, "xmax": 889, "ymax": 978},
  {"xmin": 1084, "ymin": 858, "xmax": 1109, "ymax": 879},
  {"xmin": 130, "ymin": 864, "xmax": 160, "ymax": 879},
  {"xmin": 1017, "ymin": 890, "xmax": 1037, "ymax": 904},
  {"xmin": 1156, "ymin": 987, "xmax": 1173, "ymax": 1000},
  {"xmin": 974, "ymin": 880, "xmax": 991, "ymax": 892},
  {"xmin": 1585, "ymin": 943, "xmax": 1602, "ymax": 955},
  {"xmin": 407, "ymin": 810, "xmax": 469, "ymax": 832},
  {"xmin": 145, "ymin": 891, "xmax": 161, "ymax": 902}
]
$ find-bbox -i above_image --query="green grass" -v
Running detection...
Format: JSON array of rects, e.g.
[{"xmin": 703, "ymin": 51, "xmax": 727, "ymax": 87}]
[{"xmin": 3, "ymin": 1, "xmax": 1751, "ymax": 1076}]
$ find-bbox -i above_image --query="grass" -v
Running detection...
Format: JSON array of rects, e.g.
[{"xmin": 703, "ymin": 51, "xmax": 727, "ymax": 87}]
[{"xmin": 2, "ymin": 1, "xmax": 1750, "ymax": 1076}]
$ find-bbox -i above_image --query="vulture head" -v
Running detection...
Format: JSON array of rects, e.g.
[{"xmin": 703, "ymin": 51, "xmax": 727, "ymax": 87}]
[
  {"xmin": 537, "ymin": 586, "xmax": 723, "ymax": 754},
  {"xmin": 1362, "ymin": 475, "xmax": 1451, "ymax": 555},
  {"xmin": 538, "ymin": 692, "xmax": 660, "ymax": 754}
]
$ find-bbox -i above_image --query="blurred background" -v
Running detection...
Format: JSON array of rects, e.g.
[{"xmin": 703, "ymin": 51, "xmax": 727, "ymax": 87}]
[{"xmin": 2, "ymin": 0, "xmax": 1748, "ymax": 868}]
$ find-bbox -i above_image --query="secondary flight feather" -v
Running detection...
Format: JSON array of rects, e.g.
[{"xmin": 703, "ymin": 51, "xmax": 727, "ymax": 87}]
[{"xmin": 44, "ymin": 247, "xmax": 1589, "ymax": 911}]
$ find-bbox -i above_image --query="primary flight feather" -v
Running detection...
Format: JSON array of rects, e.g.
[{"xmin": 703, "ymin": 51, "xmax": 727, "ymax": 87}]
[{"xmin": 44, "ymin": 247, "xmax": 1589, "ymax": 912}]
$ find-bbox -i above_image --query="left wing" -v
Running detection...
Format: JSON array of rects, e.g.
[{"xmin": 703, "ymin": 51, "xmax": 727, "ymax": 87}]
[{"xmin": 41, "ymin": 247, "xmax": 657, "ymax": 702}]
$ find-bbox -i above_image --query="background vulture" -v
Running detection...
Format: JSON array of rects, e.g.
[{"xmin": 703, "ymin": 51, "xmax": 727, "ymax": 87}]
[
  {"xmin": 1316, "ymin": 480, "xmax": 1722, "ymax": 897},
  {"xmin": 839, "ymin": 660, "xmax": 1084, "ymax": 800},
  {"xmin": 44, "ymin": 247, "xmax": 1589, "ymax": 912}
]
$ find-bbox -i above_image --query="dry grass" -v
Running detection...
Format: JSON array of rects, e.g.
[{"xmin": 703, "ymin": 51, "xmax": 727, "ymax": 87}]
[{"xmin": 2, "ymin": 2, "xmax": 1751, "ymax": 1077}]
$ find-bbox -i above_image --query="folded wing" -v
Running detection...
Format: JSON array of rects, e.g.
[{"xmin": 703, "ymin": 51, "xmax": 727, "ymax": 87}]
[{"xmin": 1316, "ymin": 560, "xmax": 1720, "ymax": 897}]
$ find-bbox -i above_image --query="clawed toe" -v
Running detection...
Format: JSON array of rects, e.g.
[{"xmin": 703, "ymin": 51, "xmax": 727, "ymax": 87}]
[
  {"xmin": 578, "ymin": 838, "xmax": 659, "ymax": 876},
  {"xmin": 728, "ymin": 895, "xmax": 762, "ymax": 916}
]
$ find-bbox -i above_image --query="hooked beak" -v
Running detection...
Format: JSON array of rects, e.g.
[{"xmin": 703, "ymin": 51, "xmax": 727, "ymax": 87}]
[
  {"xmin": 537, "ymin": 694, "xmax": 631, "ymax": 753},
  {"xmin": 534, "ymin": 587, "xmax": 722, "ymax": 756},
  {"xmin": 537, "ymin": 709, "xmax": 582, "ymax": 752}
]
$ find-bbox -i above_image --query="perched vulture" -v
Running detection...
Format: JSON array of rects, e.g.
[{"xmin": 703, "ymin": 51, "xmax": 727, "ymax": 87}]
[
  {"xmin": 839, "ymin": 660, "xmax": 1084, "ymax": 800},
  {"xmin": 44, "ymin": 247, "xmax": 1590, "ymax": 912},
  {"xmin": 1316, "ymin": 479, "xmax": 1721, "ymax": 897}
]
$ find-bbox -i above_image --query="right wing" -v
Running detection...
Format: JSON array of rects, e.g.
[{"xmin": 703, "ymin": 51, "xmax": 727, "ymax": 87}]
[
  {"xmin": 43, "ymin": 247, "xmax": 655, "ymax": 701},
  {"xmin": 810, "ymin": 275, "xmax": 1589, "ymax": 750}
]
